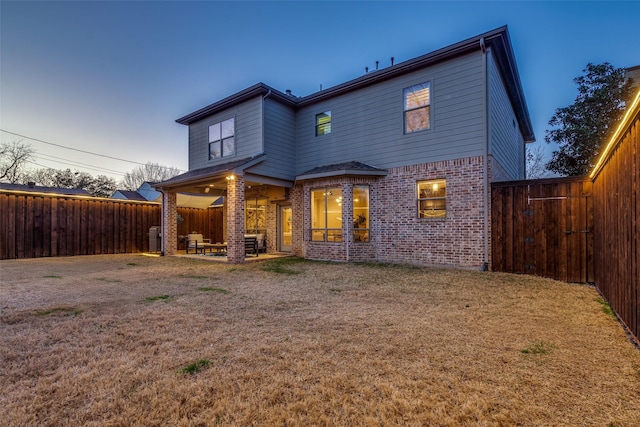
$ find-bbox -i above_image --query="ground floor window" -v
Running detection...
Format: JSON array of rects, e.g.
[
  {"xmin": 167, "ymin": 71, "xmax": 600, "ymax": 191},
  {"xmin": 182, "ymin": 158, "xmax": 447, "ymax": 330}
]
[
  {"xmin": 246, "ymin": 197, "xmax": 267, "ymax": 233},
  {"xmin": 353, "ymin": 185, "xmax": 369, "ymax": 242},
  {"xmin": 417, "ymin": 179, "xmax": 446, "ymax": 218},
  {"xmin": 311, "ymin": 187, "xmax": 342, "ymax": 241}
]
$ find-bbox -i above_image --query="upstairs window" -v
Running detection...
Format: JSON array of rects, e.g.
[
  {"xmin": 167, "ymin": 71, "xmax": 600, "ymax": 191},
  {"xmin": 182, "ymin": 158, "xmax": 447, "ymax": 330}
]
[
  {"xmin": 404, "ymin": 82, "xmax": 430, "ymax": 133},
  {"xmin": 316, "ymin": 111, "xmax": 332, "ymax": 136},
  {"xmin": 209, "ymin": 118, "xmax": 235, "ymax": 160},
  {"xmin": 417, "ymin": 179, "xmax": 446, "ymax": 218}
]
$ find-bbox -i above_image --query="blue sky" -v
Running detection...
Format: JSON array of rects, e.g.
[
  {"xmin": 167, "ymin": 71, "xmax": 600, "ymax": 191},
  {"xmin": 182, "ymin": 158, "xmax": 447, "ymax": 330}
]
[{"xmin": 1, "ymin": 1, "xmax": 639, "ymax": 182}]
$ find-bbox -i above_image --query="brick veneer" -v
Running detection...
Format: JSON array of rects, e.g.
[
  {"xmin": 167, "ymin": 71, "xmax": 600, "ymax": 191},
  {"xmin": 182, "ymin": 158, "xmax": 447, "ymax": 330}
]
[
  {"xmin": 297, "ymin": 156, "xmax": 490, "ymax": 268},
  {"xmin": 375, "ymin": 156, "xmax": 487, "ymax": 268},
  {"xmin": 161, "ymin": 190, "xmax": 177, "ymax": 256},
  {"xmin": 226, "ymin": 174, "xmax": 245, "ymax": 263}
]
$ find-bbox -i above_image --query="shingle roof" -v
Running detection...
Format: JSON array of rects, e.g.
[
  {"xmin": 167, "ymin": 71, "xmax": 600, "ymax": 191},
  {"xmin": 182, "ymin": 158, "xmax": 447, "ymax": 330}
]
[
  {"xmin": 114, "ymin": 190, "xmax": 147, "ymax": 201},
  {"xmin": 296, "ymin": 161, "xmax": 387, "ymax": 181},
  {"xmin": 0, "ymin": 183, "xmax": 91, "ymax": 196},
  {"xmin": 155, "ymin": 155, "xmax": 266, "ymax": 188}
]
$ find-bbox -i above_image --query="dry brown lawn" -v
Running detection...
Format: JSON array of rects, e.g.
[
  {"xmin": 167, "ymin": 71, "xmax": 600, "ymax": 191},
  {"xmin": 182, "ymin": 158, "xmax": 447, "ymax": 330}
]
[{"xmin": 1, "ymin": 254, "xmax": 639, "ymax": 426}]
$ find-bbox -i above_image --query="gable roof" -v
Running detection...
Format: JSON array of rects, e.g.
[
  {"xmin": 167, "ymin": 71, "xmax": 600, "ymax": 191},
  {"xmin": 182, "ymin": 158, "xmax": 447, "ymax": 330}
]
[{"xmin": 175, "ymin": 26, "xmax": 534, "ymax": 142}]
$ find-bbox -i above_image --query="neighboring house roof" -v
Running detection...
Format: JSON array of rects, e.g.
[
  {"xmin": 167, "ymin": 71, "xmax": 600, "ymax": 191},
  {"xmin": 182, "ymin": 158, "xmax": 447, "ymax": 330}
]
[
  {"xmin": 0, "ymin": 183, "xmax": 90, "ymax": 196},
  {"xmin": 175, "ymin": 26, "xmax": 534, "ymax": 143},
  {"xmin": 296, "ymin": 161, "xmax": 388, "ymax": 181},
  {"xmin": 626, "ymin": 65, "xmax": 640, "ymax": 90},
  {"xmin": 111, "ymin": 190, "xmax": 147, "ymax": 201}
]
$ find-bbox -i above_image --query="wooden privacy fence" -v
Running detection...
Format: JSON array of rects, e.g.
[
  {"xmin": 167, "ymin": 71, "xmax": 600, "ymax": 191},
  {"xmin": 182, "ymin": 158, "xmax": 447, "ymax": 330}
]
[
  {"xmin": 591, "ymin": 92, "xmax": 639, "ymax": 343},
  {"xmin": 491, "ymin": 177, "xmax": 594, "ymax": 283},
  {"xmin": 0, "ymin": 191, "xmax": 222, "ymax": 260}
]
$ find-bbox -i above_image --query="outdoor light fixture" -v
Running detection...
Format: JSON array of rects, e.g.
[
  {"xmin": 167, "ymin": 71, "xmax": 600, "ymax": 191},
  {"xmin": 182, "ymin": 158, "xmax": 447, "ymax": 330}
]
[
  {"xmin": 204, "ymin": 187, "xmax": 210, "ymax": 193},
  {"xmin": 590, "ymin": 89, "xmax": 640, "ymax": 179},
  {"xmin": 226, "ymin": 175, "xmax": 235, "ymax": 181}
]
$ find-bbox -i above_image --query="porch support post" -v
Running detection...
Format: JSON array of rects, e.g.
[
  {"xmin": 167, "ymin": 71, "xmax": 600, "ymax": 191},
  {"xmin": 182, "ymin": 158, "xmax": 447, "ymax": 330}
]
[
  {"xmin": 226, "ymin": 174, "xmax": 245, "ymax": 263},
  {"xmin": 161, "ymin": 190, "xmax": 178, "ymax": 256}
]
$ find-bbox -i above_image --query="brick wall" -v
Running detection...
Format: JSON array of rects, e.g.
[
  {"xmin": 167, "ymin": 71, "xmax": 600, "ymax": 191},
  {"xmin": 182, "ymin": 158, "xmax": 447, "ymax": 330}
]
[
  {"xmin": 297, "ymin": 156, "xmax": 488, "ymax": 268},
  {"xmin": 375, "ymin": 156, "xmax": 487, "ymax": 268}
]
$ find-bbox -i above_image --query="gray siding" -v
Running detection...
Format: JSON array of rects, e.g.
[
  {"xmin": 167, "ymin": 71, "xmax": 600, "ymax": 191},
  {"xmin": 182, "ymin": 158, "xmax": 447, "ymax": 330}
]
[
  {"xmin": 488, "ymin": 51, "xmax": 525, "ymax": 180},
  {"xmin": 188, "ymin": 96, "xmax": 263, "ymax": 171},
  {"xmin": 248, "ymin": 98, "xmax": 297, "ymax": 180},
  {"xmin": 295, "ymin": 52, "xmax": 485, "ymax": 174}
]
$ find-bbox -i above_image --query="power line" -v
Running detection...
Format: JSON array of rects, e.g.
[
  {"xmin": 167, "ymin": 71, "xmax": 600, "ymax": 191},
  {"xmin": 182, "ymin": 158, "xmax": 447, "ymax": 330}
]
[
  {"xmin": 35, "ymin": 153, "xmax": 128, "ymax": 176},
  {"xmin": 1, "ymin": 129, "xmax": 185, "ymax": 172}
]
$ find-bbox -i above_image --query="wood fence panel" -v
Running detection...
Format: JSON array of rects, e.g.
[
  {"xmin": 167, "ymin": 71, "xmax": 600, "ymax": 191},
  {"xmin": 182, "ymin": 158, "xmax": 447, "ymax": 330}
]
[
  {"xmin": 0, "ymin": 193, "xmax": 223, "ymax": 259},
  {"xmin": 491, "ymin": 177, "xmax": 593, "ymax": 283},
  {"xmin": 593, "ymin": 107, "xmax": 639, "ymax": 343}
]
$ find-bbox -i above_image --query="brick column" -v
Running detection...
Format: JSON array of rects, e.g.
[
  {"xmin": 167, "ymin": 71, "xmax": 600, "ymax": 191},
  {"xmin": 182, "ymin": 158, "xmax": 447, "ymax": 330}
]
[
  {"xmin": 226, "ymin": 174, "xmax": 245, "ymax": 263},
  {"xmin": 161, "ymin": 190, "xmax": 177, "ymax": 256}
]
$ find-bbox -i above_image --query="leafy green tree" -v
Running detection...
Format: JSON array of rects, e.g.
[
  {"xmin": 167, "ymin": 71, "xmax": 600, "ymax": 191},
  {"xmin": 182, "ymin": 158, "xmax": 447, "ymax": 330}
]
[{"xmin": 545, "ymin": 63, "xmax": 634, "ymax": 176}]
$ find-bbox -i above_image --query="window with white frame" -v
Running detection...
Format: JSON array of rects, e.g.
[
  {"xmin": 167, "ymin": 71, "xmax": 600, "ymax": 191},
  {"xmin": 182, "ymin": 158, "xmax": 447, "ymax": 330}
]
[
  {"xmin": 311, "ymin": 187, "xmax": 342, "ymax": 242},
  {"xmin": 404, "ymin": 82, "xmax": 430, "ymax": 133},
  {"xmin": 209, "ymin": 118, "xmax": 235, "ymax": 160},
  {"xmin": 315, "ymin": 111, "xmax": 332, "ymax": 136},
  {"xmin": 417, "ymin": 179, "xmax": 446, "ymax": 218}
]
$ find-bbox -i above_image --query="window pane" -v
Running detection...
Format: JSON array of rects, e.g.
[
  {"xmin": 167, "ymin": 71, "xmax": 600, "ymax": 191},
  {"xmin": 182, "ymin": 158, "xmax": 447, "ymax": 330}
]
[
  {"xmin": 208, "ymin": 123, "xmax": 221, "ymax": 142},
  {"xmin": 221, "ymin": 118, "xmax": 234, "ymax": 139},
  {"xmin": 353, "ymin": 186, "xmax": 369, "ymax": 243},
  {"xmin": 326, "ymin": 188, "xmax": 342, "ymax": 230},
  {"xmin": 417, "ymin": 179, "xmax": 446, "ymax": 218},
  {"xmin": 209, "ymin": 141, "xmax": 221, "ymax": 159},
  {"xmin": 311, "ymin": 190, "xmax": 326, "ymax": 229},
  {"xmin": 245, "ymin": 198, "xmax": 267, "ymax": 233},
  {"xmin": 405, "ymin": 106, "xmax": 430, "ymax": 133},
  {"xmin": 418, "ymin": 179, "xmax": 446, "ymax": 198},
  {"xmin": 222, "ymin": 136, "xmax": 235, "ymax": 157},
  {"xmin": 316, "ymin": 111, "xmax": 331, "ymax": 136},
  {"xmin": 316, "ymin": 122, "xmax": 331, "ymax": 136},
  {"xmin": 404, "ymin": 83, "xmax": 430, "ymax": 109},
  {"xmin": 419, "ymin": 199, "xmax": 446, "ymax": 218}
]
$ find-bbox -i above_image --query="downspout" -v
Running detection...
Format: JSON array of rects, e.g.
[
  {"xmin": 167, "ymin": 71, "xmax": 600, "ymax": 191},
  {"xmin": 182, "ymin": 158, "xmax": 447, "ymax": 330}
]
[{"xmin": 480, "ymin": 37, "xmax": 490, "ymax": 271}]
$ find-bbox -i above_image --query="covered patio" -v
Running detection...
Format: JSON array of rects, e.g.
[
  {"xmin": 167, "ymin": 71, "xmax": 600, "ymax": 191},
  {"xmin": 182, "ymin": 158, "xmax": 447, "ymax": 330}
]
[{"xmin": 154, "ymin": 155, "xmax": 293, "ymax": 263}]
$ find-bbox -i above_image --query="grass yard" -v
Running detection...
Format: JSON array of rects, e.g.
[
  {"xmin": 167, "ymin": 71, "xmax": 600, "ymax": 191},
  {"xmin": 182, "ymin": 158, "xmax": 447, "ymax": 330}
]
[{"xmin": 1, "ymin": 254, "xmax": 639, "ymax": 426}]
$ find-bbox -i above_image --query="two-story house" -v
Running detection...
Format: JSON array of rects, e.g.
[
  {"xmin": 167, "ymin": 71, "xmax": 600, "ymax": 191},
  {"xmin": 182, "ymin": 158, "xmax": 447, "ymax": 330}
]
[{"xmin": 156, "ymin": 26, "xmax": 535, "ymax": 268}]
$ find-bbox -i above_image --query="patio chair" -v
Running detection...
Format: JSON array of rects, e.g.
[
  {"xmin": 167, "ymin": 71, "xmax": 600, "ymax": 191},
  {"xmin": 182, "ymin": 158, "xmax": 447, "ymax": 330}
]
[
  {"xmin": 245, "ymin": 236, "xmax": 258, "ymax": 257},
  {"xmin": 186, "ymin": 233, "xmax": 215, "ymax": 254}
]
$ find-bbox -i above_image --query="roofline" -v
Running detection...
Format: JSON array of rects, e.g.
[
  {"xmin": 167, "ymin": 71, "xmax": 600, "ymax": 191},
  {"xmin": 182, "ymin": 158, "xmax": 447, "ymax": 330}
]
[
  {"xmin": 174, "ymin": 26, "xmax": 534, "ymax": 141},
  {"xmin": 154, "ymin": 155, "xmax": 267, "ymax": 189},
  {"xmin": 295, "ymin": 168, "xmax": 388, "ymax": 182},
  {"xmin": 176, "ymin": 84, "xmax": 294, "ymax": 125}
]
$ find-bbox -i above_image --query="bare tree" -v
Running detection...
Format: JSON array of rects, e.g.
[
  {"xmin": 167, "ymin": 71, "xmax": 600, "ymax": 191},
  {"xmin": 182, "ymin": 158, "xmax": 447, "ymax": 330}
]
[
  {"xmin": 0, "ymin": 140, "xmax": 35, "ymax": 183},
  {"xmin": 121, "ymin": 162, "xmax": 181, "ymax": 190},
  {"xmin": 526, "ymin": 142, "xmax": 551, "ymax": 179},
  {"xmin": 20, "ymin": 167, "xmax": 117, "ymax": 197}
]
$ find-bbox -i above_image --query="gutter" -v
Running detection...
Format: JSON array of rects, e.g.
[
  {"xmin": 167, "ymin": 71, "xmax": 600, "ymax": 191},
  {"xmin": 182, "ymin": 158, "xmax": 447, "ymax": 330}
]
[{"xmin": 481, "ymin": 37, "xmax": 490, "ymax": 271}]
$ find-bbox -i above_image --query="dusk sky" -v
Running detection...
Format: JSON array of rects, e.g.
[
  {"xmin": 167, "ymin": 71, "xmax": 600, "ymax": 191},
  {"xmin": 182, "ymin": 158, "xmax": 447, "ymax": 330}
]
[{"xmin": 1, "ymin": 1, "xmax": 639, "ymax": 182}]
